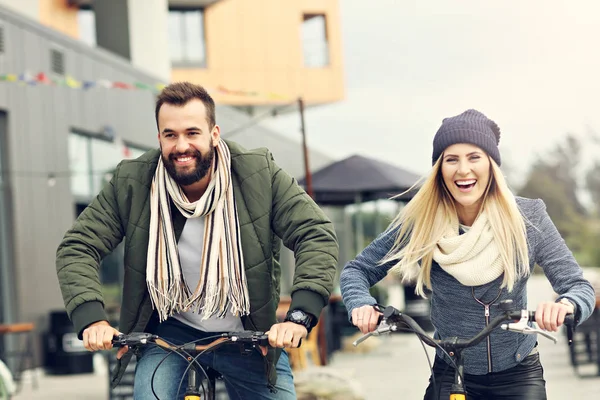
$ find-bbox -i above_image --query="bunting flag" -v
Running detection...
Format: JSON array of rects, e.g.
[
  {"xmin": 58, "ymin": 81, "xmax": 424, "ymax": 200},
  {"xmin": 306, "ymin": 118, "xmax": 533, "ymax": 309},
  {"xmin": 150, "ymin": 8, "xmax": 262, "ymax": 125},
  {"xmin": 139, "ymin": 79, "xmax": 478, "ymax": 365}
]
[{"xmin": 0, "ymin": 71, "xmax": 292, "ymax": 100}]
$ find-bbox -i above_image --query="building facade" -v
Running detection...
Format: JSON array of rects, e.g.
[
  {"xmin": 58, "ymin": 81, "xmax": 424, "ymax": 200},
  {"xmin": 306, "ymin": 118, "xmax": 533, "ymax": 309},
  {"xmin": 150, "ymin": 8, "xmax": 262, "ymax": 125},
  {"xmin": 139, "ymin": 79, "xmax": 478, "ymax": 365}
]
[
  {"xmin": 9, "ymin": 0, "xmax": 344, "ymax": 110},
  {"xmin": 0, "ymin": 2, "xmax": 161, "ymax": 361},
  {"xmin": 0, "ymin": 0, "xmax": 346, "ymax": 366}
]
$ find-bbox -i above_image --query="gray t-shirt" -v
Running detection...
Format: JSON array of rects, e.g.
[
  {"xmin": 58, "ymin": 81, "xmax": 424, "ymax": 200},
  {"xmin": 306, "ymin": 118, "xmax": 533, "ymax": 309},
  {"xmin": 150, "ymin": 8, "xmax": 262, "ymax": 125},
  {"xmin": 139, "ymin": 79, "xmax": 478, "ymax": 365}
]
[{"xmin": 172, "ymin": 217, "xmax": 244, "ymax": 332}]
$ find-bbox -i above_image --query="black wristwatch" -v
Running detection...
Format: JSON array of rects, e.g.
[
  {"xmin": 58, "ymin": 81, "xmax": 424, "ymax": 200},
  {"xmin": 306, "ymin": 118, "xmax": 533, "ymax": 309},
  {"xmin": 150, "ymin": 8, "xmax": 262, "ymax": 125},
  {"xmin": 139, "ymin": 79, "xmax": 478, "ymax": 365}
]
[{"xmin": 284, "ymin": 309, "xmax": 313, "ymax": 330}]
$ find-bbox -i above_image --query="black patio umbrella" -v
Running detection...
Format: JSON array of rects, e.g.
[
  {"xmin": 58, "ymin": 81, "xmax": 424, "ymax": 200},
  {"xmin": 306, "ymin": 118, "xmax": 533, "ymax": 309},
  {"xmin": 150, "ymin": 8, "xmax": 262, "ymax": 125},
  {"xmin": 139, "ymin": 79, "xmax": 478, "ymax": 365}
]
[
  {"xmin": 299, "ymin": 154, "xmax": 422, "ymax": 254},
  {"xmin": 298, "ymin": 154, "xmax": 422, "ymax": 206}
]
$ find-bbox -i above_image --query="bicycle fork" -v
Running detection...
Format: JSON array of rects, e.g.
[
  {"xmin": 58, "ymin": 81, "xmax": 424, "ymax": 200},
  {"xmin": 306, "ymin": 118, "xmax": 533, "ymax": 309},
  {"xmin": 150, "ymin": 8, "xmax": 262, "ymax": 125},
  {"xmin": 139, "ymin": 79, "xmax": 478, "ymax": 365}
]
[
  {"xmin": 449, "ymin": 350, "xmax": 467, "ymax": 400},
  {"xmin": 185, "ymin": 367, "xmax": 214, "ymax": 400},
  {"xmin": 185, "ymin": 366, "xmax": 201, "ymax": 400}
]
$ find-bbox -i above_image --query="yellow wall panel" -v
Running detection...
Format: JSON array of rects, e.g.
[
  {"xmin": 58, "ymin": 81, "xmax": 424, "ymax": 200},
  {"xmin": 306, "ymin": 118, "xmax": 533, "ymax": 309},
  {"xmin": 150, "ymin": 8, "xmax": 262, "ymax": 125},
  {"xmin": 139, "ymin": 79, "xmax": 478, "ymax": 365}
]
[
  {"xmin": 175, "ymin": 0, "xmax": 345, "ymax": 106},
  {"xmin": 41, "ymin": 0, "xmax": 346, "ymax": 107},
  {"xmin": 39, "ymin": 0, "xmax": 79, "ymax": 38}
]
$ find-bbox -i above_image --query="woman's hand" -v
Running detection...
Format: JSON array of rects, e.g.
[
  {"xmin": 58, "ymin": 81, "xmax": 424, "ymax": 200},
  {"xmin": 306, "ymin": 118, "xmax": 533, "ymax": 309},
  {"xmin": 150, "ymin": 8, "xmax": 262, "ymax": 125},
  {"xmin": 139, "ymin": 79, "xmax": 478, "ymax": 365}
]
[
  {"xmin": 351, "ymin": 305, "xmax": 382, "ymax": 334},
  {"xmin": 535, "ymin": 300, "xmax": 574, "ymax": 332}
]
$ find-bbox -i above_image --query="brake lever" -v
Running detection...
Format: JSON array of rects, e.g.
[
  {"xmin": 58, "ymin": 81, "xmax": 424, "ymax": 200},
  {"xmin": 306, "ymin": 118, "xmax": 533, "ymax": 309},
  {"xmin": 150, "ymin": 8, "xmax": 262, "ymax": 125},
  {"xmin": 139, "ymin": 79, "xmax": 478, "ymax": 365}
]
[
  {"xmin": 501, "ymin": 323, "xmax": 558, "ymax": 344},
  {"xmin": 500, "ymin": 311, "xmax": 557, "ymax": 344},
  {"xmin": 352, "ymin": 320, "xmax": 397, "ymax": 347}
]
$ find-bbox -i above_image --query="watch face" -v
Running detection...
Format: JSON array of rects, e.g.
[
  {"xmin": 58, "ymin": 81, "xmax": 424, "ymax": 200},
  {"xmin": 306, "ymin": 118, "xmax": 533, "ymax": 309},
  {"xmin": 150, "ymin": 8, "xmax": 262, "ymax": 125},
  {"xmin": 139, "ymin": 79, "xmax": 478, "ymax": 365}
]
[{"xmin": 291, "ymin": 310, "xmax": 305, "ymax": 321}]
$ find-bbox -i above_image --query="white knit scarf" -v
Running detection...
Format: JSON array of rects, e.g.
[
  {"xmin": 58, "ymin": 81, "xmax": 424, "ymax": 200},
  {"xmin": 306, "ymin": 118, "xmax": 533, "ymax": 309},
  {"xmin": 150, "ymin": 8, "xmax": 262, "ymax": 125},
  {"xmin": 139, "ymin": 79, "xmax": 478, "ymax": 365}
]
[
  {"xmin": 146, "ymin": 140, "xmax": 250, "ymax": 322},
  {"xmin": 433, "ymin": 211, "xmax": 504, "ymax": 286}
]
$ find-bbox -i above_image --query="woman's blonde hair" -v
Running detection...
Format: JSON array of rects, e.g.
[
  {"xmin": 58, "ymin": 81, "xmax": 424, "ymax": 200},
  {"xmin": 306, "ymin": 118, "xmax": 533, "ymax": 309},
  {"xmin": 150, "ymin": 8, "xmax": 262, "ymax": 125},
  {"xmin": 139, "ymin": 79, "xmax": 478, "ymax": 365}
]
[{"xmin": 381, "ymin": 155, "xmax": 530, "ymax": 296}]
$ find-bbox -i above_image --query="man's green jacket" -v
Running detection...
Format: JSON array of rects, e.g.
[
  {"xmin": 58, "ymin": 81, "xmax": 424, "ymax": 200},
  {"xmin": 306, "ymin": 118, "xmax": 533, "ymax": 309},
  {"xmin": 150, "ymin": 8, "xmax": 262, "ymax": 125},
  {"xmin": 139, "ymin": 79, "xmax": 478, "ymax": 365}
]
[{"xmin": 56, "ymin": 140, "xmax": 339, "ymax": 387}]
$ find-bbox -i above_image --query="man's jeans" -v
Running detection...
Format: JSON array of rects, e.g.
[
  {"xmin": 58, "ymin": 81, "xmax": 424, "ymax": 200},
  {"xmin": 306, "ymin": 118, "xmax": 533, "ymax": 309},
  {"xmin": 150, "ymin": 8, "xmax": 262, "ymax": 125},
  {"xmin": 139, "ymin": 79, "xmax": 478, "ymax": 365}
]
[{"xmin": 133, "ymin": 318, "xmax": 296, "ymax": 400}]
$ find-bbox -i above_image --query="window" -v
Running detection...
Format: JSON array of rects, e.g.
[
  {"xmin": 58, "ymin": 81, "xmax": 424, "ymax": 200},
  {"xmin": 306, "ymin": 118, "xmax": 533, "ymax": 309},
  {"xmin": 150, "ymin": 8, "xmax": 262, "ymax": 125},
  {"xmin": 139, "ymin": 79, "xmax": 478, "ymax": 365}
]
[
  {"xmin": 68, "ymin": 130, "xmax": 149, "ymax": 312},
  {"xmin": 50, "ymin": 49, "xmax": 65, "ymax": 75},
  {"xmin": 168, "ymin": 8, "xmax": 207, "ymax": 66},
  {"xmin": 302, "ymin": 14, "xmax": 330, "ymax": 68},
  {"xmin": 68, "ymin": 130, "xmax": 149, "ymax": 199},
  {"xmin": 77, "ymin": 8, "xmax": 96, "ymax": 47},
  {"xmin": 68, "ymin": 133, "xmax": 93, "ymax": 198}
]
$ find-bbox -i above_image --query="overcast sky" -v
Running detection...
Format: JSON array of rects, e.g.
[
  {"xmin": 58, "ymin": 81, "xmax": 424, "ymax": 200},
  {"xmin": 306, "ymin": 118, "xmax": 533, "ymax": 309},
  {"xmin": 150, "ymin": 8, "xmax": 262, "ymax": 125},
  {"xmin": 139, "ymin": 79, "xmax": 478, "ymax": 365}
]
[{"xmin": 265, "ymin": 0, "xmax": 600, "ymax": 185}]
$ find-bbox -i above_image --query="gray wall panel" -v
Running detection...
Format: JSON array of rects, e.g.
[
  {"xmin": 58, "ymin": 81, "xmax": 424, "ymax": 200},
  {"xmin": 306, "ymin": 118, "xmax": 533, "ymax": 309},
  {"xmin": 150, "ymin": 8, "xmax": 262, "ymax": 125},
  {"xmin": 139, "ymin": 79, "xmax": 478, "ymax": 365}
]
[
  {"xmin": 66, "ymin": 47, "xmax": 85, "ymax": 132},
  {"xmin": 83, "ymin": 58, "xmax": 110, "ymax": 131},
  {"xmin": 51, "ymin": 86, "xmax": 69, "ymax": 170},
  {"xmin": 0, "ymin": 17, "xmax": 8, "ymax": 109},
  {"xmin": 7, "ymin": 89, "xmax": 33, "ymax": 322},
  {"xmin": 7, "ymin": 20, "xmax": 24, "ymax": 73},
  {"xmin": 105, "ymin": 65, "xmax": 125, "ymax": 139},
  {"xmin": 0, "ymin": 4, "xmax": 165, "ymax": 359},
  {"xmin": 22, "ymin": 24, "xmax": 43, "ymax": 71}
]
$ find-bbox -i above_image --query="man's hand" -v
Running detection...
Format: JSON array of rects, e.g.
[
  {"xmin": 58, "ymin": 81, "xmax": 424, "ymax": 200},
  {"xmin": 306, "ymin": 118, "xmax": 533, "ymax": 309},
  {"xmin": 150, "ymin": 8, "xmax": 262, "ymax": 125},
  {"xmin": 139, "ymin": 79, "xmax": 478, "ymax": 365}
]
[
  {"xmin": 351, "ymin": 304, "xmax": 382, "ymax": 334},
  {"xmin": 82, "ymin": 320, "xmax": 128, "ymax": 359},
  {"xmin": 266, "ymin": 321, "xmax": 308, "ymax": 353}
]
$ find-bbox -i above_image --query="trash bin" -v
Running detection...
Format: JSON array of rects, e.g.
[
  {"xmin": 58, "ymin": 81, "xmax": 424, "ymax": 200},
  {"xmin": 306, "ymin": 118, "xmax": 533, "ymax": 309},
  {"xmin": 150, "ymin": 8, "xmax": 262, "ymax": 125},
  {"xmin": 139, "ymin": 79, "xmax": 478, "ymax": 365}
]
[{"xmin": 43, "ymin": 311, "xmax": 93, "ymax": 375}]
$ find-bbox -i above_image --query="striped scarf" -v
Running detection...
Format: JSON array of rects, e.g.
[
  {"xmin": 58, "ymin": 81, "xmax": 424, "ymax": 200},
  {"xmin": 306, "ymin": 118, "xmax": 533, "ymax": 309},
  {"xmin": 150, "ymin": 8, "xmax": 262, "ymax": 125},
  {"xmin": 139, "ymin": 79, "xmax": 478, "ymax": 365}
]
[{"xmin": 146, "ymin": 140, "xmax": 250, "ymax": 322}]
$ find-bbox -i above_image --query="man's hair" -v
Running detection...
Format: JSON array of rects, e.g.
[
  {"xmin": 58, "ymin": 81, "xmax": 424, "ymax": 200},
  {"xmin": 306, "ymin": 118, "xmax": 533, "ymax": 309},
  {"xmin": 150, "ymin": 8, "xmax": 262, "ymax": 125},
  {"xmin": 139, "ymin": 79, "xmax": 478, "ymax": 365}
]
[
  {"xmin": 380, "ymin": 155, "xmax": 530, "ymax": 296},
  {"xmin": 155, "ymin": 82, "xmax": 216, "ymax": 130}
]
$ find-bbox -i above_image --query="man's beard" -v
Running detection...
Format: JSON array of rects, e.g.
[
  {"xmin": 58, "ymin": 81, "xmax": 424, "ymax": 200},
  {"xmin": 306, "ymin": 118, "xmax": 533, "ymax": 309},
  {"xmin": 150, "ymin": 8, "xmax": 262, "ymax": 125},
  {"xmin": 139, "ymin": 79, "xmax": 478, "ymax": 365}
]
[{"xmin": 162, "ymin": 145, "xmax": 215, "ymax": 186}]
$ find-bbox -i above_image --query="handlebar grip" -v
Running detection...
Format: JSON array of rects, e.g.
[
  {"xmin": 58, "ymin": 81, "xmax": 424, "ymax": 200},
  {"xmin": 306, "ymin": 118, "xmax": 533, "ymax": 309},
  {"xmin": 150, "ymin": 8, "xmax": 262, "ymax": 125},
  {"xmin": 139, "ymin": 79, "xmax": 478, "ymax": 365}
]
[
  {"xmin": 516, "ymin": 311, "xmax": 575, "ymax": 326},
  {"xmin": 228, "ymin": 331, "xmax": 270, "ymax": 347},
  {"xmin": 382, "ymin": 305, "xmax": 402, "ymax": 321},
  {"xmin": 111, "ymin": 332, "xmax": 156, "ymax": 347},
  {"xmin": 523, "ymin": 310, "xmax": 576, "ymax": 345},
  {"xmin": 112, "ymin": 334, "xmax": 126, "ymax": 347},
  {"xmin": 256, "ymin": 334, "xmax": 270, "ymax": 347},
  {"xmin": 563, "ymin": 313, "xmax": 575, "ymax": 326},
  {"xmin": 563, "ymin": 314, "xmax": 576, "ymax": 346}
]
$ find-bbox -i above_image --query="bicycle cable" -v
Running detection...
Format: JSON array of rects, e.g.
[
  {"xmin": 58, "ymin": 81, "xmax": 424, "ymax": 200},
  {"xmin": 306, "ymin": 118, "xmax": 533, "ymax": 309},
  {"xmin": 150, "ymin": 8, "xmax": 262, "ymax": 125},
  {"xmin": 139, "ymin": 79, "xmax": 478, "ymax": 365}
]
[
  {"xmin": 177, "ymin": 337, "xmax": 236, "ymax": 399},
  {"xmin": 148, "ymin": 338, "xmax": 198, "ymax": 400},
  {"xmin": 149, "ymin": 334, "xmax": 225, "ymax": 400},
  {"xmin": 373, "ymin": 304, "xmax": 464, "ymax": 395}
]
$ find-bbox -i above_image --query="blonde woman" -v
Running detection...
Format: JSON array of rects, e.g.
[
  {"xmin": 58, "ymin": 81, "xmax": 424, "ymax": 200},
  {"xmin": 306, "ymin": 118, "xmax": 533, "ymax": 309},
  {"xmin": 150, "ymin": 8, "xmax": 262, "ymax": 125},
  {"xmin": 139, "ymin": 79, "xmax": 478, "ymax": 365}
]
[{"xmin": 340, "ymin": 110, "xmax": 596, "ymax": 400}]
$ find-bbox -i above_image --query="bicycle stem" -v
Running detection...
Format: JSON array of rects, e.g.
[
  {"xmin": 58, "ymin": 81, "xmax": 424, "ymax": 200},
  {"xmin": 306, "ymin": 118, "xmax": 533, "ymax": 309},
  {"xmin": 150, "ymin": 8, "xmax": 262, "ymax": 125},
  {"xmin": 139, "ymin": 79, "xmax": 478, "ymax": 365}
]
[{"xmin": 185, "ymin": 367, "xmax": 202, "ymax": 397}]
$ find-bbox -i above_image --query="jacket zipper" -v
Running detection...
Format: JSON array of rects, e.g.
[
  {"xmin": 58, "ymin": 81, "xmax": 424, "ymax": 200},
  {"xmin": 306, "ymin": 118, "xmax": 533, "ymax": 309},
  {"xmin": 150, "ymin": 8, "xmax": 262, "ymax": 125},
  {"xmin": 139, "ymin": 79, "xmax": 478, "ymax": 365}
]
[
  {"xmin": 472, "ymin": 287, "xmax": 502, "ymax": 374},
  {"xmin": 484, "ymin": 304, "xmax": 492, "ymax": 372}
]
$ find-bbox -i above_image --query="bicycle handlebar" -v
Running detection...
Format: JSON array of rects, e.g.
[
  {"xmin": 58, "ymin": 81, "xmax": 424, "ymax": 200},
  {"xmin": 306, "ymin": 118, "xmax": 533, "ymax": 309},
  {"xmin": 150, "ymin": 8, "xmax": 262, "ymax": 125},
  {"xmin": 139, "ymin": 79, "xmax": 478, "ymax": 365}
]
[
  {"xmin": 112, "ymin": 330, "xmax": 270, "ymax": 353},
  {"xmin": 354, "ymin": 301, "xmax": 576, "ymax": 352},
  {"xmin": 111, "ymin": 330, "xmax": 270, "ymax": 400}
]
